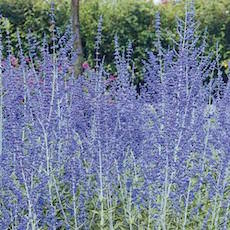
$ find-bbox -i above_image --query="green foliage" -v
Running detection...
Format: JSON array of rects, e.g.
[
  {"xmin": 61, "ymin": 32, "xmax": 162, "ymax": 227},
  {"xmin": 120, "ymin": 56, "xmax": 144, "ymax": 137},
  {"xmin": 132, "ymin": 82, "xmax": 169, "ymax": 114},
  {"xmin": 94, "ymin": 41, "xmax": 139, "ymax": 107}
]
[
  {"xmin": 0, "ymin": 0, "xmax": 230, "ymax": 73},
  {"xmin": 0, "ymin": 0, "xmax": 70, "ymax": 31},
  {"xmin": 0, "ymin": 0, "xmax": 70, "ymax": 55}
]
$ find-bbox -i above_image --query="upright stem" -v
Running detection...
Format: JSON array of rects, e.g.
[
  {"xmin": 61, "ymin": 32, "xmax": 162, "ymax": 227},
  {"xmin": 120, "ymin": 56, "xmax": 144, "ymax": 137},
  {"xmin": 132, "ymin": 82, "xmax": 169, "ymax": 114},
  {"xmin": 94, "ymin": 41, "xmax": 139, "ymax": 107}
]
[
  {"xmin": 223, "ymin": 201, "xmax": 230, "ymax": 229},
  {"xmin": 48, "ymin": 53, "xmax": 57, "ymax": 123},
  {"xmin": 72, "ymin": 178, "xmax": 79, "ymax": 230},
  {"xmin": 53, "ymin": 175, "xmax": 70, "ymax": 227},
  {"xmin": 128, "ymin": 188, "xmax": 133, "ymax": 230},
  {"xmin": 161, "ymin": 155, "xmax": 171, "ymax": 230},
  {"xmin": 182, "ymin": 179, "xmax": 191, "ymax": 230},
  {"xmin": 107, "ymin": 189, "xmax": 114, "ymax": 230},
  {"xmin": 211, "ymin": 168, "xmax": 221, "ymax": 229},
  {"xmin": 37, "ymin": 117, "xmax": 56, "ymax": 230},
  {"xmin": 98, "ymin": 140, "xmax": 104, "ymax": 229},
  {"xmin": 197, "ymin": 70, "xmax": 214, "ymax": 225},
  {"xmin": 20, "ymin": 160, "xmax": 37, "ymax": 230}
]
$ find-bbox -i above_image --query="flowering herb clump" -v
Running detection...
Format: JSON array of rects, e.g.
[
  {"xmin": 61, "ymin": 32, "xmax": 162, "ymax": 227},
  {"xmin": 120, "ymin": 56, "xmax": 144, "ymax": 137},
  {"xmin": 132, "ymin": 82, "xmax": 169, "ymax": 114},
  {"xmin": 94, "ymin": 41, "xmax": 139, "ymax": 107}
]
[{"xmin": 0, "ymin": 2, "xmax": 229, "ymax": 229}]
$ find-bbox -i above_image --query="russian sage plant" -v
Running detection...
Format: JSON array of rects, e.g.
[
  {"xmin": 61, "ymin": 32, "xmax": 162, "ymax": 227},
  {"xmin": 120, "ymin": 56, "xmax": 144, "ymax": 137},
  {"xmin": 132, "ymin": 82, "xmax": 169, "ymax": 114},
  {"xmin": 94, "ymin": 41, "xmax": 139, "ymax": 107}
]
[{"xmin": 0, "ymin": 2, "xmax": 229, "ymax": 229}]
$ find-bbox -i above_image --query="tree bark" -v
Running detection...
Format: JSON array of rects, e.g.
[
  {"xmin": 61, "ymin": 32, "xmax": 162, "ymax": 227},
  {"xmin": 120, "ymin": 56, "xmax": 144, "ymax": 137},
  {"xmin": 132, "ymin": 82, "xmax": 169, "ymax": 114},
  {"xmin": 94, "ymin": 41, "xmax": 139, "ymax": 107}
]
[{"xmin": 71, "ymin": 0, "xmax": 84, "ymax": 76}]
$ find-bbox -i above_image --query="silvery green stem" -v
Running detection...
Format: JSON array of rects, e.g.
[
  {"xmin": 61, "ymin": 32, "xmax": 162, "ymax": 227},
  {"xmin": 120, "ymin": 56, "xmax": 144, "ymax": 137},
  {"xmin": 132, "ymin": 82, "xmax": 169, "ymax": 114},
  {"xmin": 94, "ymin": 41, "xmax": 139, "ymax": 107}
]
[
  {"xmin": 212, "ymin": 162, "xmax": 227, "ymax": 229},
  {"xmin": 128, "ymin": 188, "xmax": 133, "ymax": 230},
  {"xmin": 161, "ymin": 155, "xmax": 171, "ymax": 230},
  {"xmin": 107, "ymin": 189, "xmax": 114, "ymax": 230},
  {"xmin": 116, "ymin": 160, "xmax": 130, "ymax": 225},
  {"xmin": 98, "ymin": 140, "xmax": 104, "ymax": 229},
  {"xmin": 56, "ymin": 97, "xmax": 62, "ymax": 163},
  {"xmin": 182, "ymin": 179, "xmax": 191, "ymax": 230},
  {"xmin": 214, "ymin": 199, "xmax": 222, "ymax": 230},
  {"xmin": 11, "ymin": 211, "xmax": 17, "ymax": 230},
  {"xmin": 211, "ymin": 172, "xmax": 221, "ymax": 229},
  {"xmin": 72, "ymin": 179, "xmax": 79, "ymax": 230},
  {"xmin": 223, "ymin": 201, "xmax": 230, "ymax": 229},
  {"xmin": 17, "ymin": 36, "xmax": 37, "ymax": 229},
  {"xmin": 48, "ymin": 54, "xmax": 57, "ymax": 122},
  {"xmin": 49, "ymin": 23, "xmax": 57, "ymax": 123},
  {"xmin": 40, "ymin": 122, "xmax": 50, "ymax": 177},
  {"xmin": 197, "ymin": 70, "xmax": 214, "ymax": 225},
  {"xmin": 174, "ymin": 59, "xmax": 191, "ymax": 162},
  {"xmin": 53, "ymin": 175, "xmax": 70, "ymax": 227},
  {"xmin": 20, "ymin": 160, "xmax": 37, "ymax": 230},
  {"xmin": 37, "ymin": 117, "xmax": 56, "ymax": 230},
  {"xmin": 196, "ymin": 117, "xmax": 211, "ymax": 227}
]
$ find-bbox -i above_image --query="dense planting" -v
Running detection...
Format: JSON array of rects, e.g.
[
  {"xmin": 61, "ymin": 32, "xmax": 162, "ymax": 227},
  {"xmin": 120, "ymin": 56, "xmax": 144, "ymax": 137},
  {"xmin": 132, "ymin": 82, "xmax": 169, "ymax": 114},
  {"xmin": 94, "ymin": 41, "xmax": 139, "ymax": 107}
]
[{"xmin": 0, "ymin": 3, "xmax": 230, "ymax": 229}]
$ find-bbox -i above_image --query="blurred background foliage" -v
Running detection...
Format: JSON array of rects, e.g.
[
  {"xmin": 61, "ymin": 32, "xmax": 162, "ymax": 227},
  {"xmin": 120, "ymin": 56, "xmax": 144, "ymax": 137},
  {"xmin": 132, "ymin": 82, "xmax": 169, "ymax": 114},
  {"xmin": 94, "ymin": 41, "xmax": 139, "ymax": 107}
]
[{"xmin": 0, "ymin": 0, "xmax": 229, "ymax": 74}]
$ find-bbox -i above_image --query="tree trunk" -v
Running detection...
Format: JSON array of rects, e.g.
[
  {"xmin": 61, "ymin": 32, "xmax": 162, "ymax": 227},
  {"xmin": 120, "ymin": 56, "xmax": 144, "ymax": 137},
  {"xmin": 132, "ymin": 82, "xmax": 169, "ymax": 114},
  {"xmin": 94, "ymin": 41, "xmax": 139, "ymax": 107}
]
[{"xmin": 71, "ymin": 0, "xmax": 84, "ymax": 76}]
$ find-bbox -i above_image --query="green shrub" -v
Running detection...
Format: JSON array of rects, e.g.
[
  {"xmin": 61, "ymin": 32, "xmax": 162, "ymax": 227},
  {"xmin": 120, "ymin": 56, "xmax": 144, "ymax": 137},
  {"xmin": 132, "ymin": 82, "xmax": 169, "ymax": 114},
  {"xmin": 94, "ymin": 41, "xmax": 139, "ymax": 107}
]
[{"xmin": 0, "ymin": 0, "xmax": 229, "ymax": 74}]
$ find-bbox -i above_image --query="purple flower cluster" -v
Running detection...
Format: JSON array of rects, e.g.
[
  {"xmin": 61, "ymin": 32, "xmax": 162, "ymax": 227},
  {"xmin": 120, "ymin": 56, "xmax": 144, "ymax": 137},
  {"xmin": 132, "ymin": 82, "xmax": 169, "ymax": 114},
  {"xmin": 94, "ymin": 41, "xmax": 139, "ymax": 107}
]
[{"xmin": 0, "ymin": 2, "xmax": 229, "ymax": 229}]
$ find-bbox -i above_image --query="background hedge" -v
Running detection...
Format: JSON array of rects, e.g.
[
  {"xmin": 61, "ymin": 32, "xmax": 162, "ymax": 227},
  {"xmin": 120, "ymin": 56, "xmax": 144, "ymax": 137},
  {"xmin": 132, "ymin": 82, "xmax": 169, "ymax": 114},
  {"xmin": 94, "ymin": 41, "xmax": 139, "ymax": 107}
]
[{"xmin": 0, "ymin": 0, "xmax": 229, "ymax": 74}]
